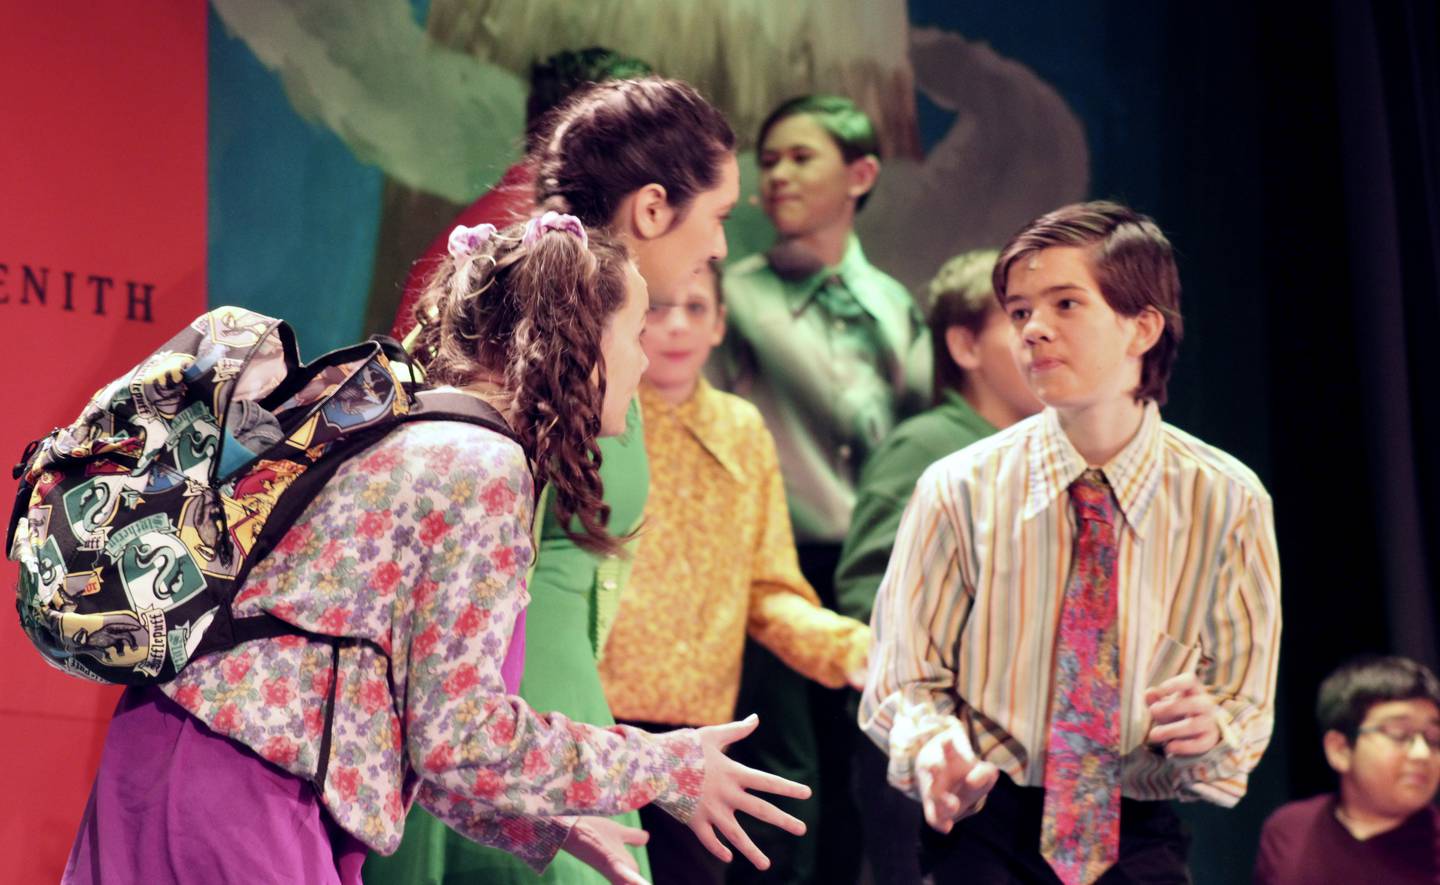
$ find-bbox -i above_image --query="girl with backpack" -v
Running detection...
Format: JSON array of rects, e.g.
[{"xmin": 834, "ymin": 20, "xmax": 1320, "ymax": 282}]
[{"xmin": 64, "ymin": 209, "xmax": 804, "ymax": 884}]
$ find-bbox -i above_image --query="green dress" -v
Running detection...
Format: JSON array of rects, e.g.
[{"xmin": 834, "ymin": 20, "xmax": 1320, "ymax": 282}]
[{"xmin": 363, "ymin": 401, "xmax": 651, "ymax": 884}]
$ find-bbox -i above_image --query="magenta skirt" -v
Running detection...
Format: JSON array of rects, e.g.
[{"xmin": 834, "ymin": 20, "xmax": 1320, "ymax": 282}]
[
  {"xmin": 65, "ymin": 611, "xmax": 527, "ymax": 883},
  {"xmin": 64, "ymin": 686, "xmax": 367, "ymax": 884}
]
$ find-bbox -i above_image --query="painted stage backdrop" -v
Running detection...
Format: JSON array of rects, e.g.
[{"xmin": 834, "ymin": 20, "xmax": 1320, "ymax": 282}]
[
  {"xmin": 1, "ymin": 0, "xmax": 1090, "ymax": 880},
  {"xmin": 208, "ymin": 0, "xmax": 1086, "ymax": 355}
]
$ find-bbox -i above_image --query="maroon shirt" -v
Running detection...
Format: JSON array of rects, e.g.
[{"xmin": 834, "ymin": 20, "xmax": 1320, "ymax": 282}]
[{"xmin": 1254, "ymin": 794, "xmax": 1440, "ymax": 884}]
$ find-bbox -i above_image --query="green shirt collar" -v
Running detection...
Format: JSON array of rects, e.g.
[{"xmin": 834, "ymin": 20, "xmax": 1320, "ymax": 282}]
[
  {"xmin": 937, "ymin": 388, "xmax": 998, "ymax": 439},
  {"xmin": 771, "ymin": 234, "xmax": 884, "ymax": 315}
]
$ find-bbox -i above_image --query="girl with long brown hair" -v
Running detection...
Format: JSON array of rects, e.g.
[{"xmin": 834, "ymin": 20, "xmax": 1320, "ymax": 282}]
[{"xmin": 371, "ymin": 75, "xmax": 756, "ymax": 885}]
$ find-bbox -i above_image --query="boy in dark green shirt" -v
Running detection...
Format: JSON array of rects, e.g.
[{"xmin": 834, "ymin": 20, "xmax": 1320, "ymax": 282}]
[{"xmin": 835, "ymin": 248, "xmax": 1041, "ymax": 884}]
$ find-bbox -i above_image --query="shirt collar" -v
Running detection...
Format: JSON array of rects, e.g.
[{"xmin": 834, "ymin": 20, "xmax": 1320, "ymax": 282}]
[
  {"xmin": 639, "ymin": 378, "xmax": 747, "ymax": 483},
  {"xmin": 938, "ymin": 389, "xmax": 998, "ymax": 438},
  {"xmin": 771, "ymin": 234, "xmax": 885, "ymax": 318},
  {"xmin": 1024, "ymin": 401, "xmax": 1164, "ymax": 538}
]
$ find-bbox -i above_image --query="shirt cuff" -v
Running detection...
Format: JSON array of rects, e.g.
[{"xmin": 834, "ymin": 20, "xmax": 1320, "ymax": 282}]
[
  {"xmin": 472, "ymin": 814, "xmax": 574, "ymax": 874},
  {"xmin": 844, "ymin": 627, "xmax": 871, "ymax": 682},
  {"xmin": 1168, "ymin": 706, "xmax": 1242, "ymax": 801},
  {"xmin": 521, "ymin": 816, "xmax": 575, "ymax": 873},
  {"xmin": 647, "ymin": 728, "xmax": 706, "ymax": 823},
  {"xmin": 886, "ymin": 711, "xmax": 968, "ymax": 800}
]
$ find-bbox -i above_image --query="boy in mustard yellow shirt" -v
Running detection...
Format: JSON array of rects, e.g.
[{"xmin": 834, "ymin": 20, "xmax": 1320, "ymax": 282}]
[{"xmin": 600, "ymin": 264, "xmax": 868, "ymax": 884}]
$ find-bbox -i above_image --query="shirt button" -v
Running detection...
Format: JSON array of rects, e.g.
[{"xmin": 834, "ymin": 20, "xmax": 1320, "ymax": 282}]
[
  {"xmin": 601, "ymin": 579, "xmax": 617, "ymax": 591},
  {"xmin": 838, "ymin": 444, "xmax": 853, "ymax": 461}
]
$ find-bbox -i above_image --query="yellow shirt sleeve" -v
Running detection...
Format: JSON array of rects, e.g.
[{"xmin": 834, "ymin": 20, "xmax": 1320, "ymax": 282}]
[{"xmin": 744, "ymin": 421, "xmax": 869, "ymax": 688}]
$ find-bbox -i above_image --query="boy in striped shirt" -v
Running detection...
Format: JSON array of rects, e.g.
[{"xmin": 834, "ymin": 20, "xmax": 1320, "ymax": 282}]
[{"xmin": 860, "ymin": 201, "xmax": 1281, "ymax": 884}]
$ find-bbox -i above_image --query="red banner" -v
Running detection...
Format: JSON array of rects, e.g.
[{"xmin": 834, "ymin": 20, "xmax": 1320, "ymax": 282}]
[{"xmin": 0, "ymin": 3, "xmax": 207, "ymax": 879}]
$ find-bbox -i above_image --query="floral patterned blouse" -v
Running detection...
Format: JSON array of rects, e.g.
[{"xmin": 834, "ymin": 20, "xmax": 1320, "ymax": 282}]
[{"xmin": 158, "ymin": 421, "xmax": 704, "ymax": 872}]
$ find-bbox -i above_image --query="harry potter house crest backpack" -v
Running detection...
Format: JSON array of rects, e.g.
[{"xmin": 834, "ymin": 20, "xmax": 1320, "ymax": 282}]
[{"xmin": 7, "ymin": 305, "xmax": 519, "ymax": 687}]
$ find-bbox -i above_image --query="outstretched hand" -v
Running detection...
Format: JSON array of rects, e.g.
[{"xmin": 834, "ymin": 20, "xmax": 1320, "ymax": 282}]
[
  {"xmin": 915, "ymin": 726, "xmax": 997, "ymax": 832},
  {"xmin": 560, "ymin": 816, "xmax": 651, "ymax": 885},
  {"xmin": 688, "ymin": 714, "xmax": 812, "ymax": 870}
]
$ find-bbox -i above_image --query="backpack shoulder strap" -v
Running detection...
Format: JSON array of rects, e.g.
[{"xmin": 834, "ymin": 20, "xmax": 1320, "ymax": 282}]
[
  {"xmin": 227, "ymin": 389, "xmax": 535, "ymax": 649},
  {"xmin": 407, "ymin": 389, "xmax": 518, "ymax": 444}
]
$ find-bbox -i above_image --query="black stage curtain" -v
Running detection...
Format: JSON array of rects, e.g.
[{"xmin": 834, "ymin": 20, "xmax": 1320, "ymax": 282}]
[
  {"xmin": 1124, "ymin": 3, "xmax": 1440, "ymax": 879},
  {"xmin": 1333, "ymin": 0, "xmax": 1440, "ymax": 669},
  {"xmin": 1260, "ymin": 0, "xmax": 1440, "ymax": 795}
]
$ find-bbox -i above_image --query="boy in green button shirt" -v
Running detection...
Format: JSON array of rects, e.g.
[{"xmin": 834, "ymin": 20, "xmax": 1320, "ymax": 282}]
[
  {"xmin": 712, "ymin": 94, "xmax": 929, "ymax": 884},
  {"xmin": 835, "ymin": 248, "xmax": 1041, "ymax": 884}
]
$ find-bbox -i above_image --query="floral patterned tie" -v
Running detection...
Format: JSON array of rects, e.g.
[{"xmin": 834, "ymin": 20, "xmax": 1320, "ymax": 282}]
[{"xmin": 1041, "ymin": 469, "xmax": 1122, "ymax": 885}]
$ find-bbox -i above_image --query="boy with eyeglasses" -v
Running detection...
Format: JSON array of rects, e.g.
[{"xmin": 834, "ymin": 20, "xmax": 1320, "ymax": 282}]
[
  {"xmin": 1254, "ymin": 655, "xmax": 1440, "ymax": 884},
  {"xmin": 601, "ymin": 263, "xmax": 871, "ymax": 884}
]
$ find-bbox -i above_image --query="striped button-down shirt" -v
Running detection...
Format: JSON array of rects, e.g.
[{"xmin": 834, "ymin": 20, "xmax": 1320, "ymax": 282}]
[{"xmin": 860, "ymin": 403, "xmax": 1281, "ymax": 806}]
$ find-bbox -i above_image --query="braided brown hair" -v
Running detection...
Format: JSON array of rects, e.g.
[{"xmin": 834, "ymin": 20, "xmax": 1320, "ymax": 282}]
[{"xmin": 411, "ymin": 222, "xmax": 631, "ymax": 555}]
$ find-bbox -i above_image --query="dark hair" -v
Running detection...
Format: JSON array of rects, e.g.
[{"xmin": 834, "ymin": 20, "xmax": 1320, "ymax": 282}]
[
  {"xmin": 756, "ymin": 94, "xmax": 880, "ymax": 211},
  {"xmin": 524, "ymin": 48, "xmax": 653, "ymax": 151},
  {"xmin": 993, "ymin": 201, "xmax": 1183, "ymax": 405},
  {"xmin": 926, "ymin": 249, "xmax": 1000, "ymax": 399},
  {"xmin": 1316, "ymin": 655, "xmax": 1440, "ymax": 742},
  {"xmin": 411, "ymin": 222, "xmax": 631, "ymax": 555},
  {"xmin": 531, "ymin": 77, "xmax": 736, "ymax": 229}
]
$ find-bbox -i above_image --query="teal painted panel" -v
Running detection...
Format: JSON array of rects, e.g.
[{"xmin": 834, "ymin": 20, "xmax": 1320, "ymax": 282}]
[{"xmin": 207, "ymin": 5, "xmax": 383, "ymax": 359}]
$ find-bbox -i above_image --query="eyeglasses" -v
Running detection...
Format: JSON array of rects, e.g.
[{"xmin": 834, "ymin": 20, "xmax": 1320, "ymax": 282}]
[
  {"xmin": 1357, "ymin": 722, "xmax": 1440, "ymax": 752},
  {"xmin": 647, "ymin": 301, "xmax": 716, "ymax": 321}
]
